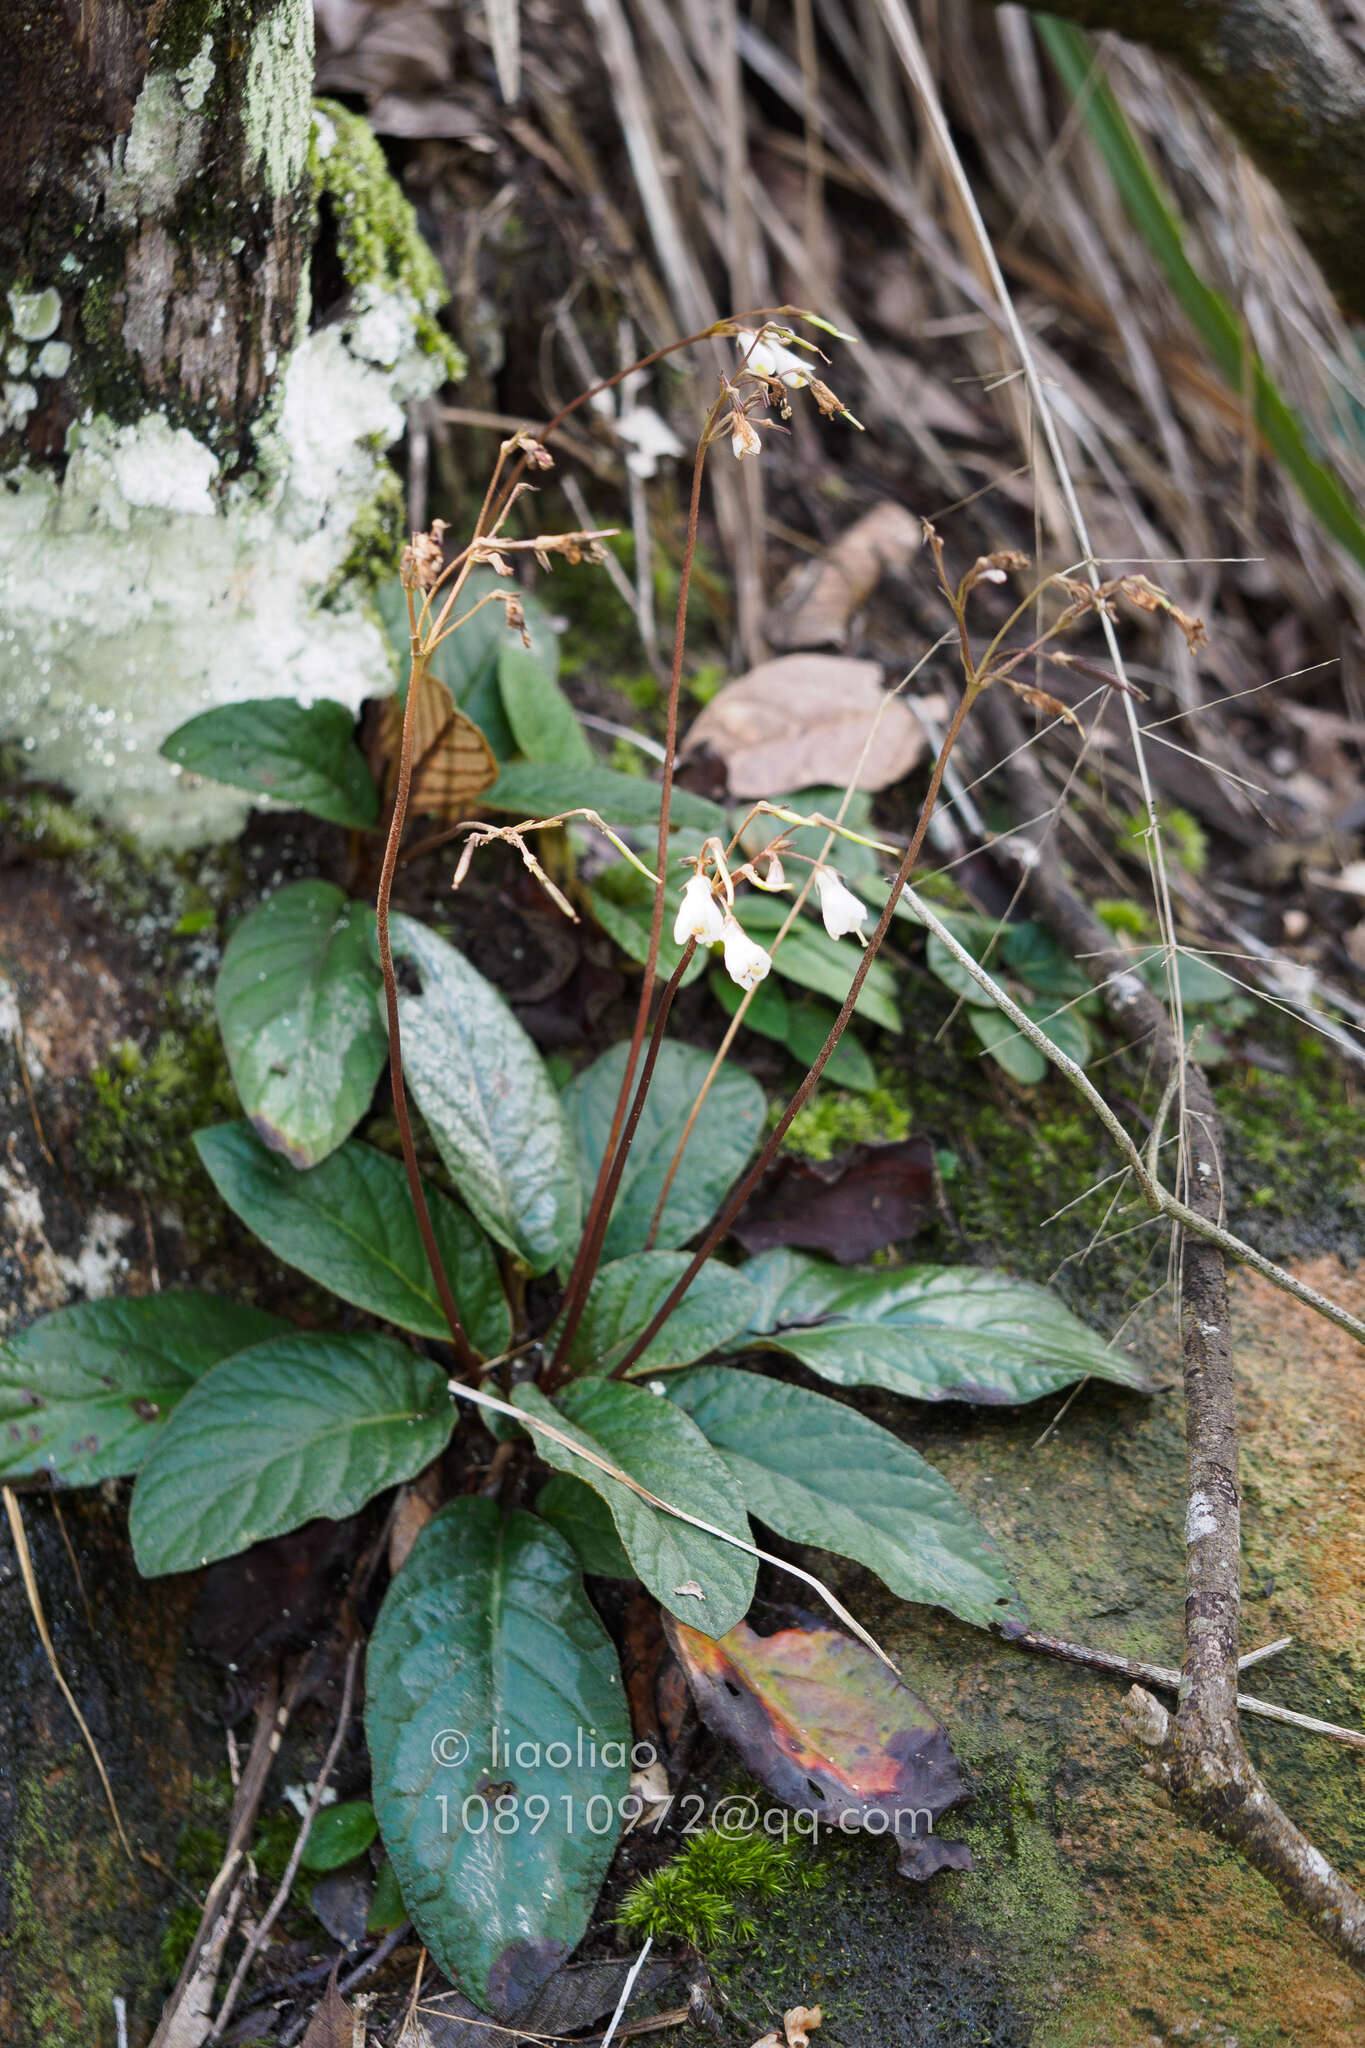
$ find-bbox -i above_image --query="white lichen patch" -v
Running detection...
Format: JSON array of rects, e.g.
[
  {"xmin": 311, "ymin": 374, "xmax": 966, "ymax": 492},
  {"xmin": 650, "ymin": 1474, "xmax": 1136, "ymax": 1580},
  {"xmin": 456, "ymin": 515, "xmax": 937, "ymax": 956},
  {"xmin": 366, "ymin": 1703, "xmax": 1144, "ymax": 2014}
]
[
  {"xmin": 3, "ymin": 382, "xmax": 37, "ymax": 427},
  {"xmin": 0, "ymin": 287, "xmax": 444, "ymax": 845},
  {"xmin": 8, "ymin": 288, "xmax": 60, "ymax": 341},
  {"xmin": 244, "ymin": 0, "xmax": 314, "ymax": 195},
  {"xmin": 35, "ymin": 341, "xmax": 71, "ymax": 380},
  {"xmin": 177, "ymin": 34, "xmax": 217, "ymax": 112},
  {"xmin": 1185, "ymin": 1488, "xmax": 1219, "ymax": 1544},
  {"xmin": 0, "ymin": 1160, "xmax": 132, "ymax": 1329},
  {"xmin": 106, "ymin": 71, "xmax": 208, "ymax": 225}
]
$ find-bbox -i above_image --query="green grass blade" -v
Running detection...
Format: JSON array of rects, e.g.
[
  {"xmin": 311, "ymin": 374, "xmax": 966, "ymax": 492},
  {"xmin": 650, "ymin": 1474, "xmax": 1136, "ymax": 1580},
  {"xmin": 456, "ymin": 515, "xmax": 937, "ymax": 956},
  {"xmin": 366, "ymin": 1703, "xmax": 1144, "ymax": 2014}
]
[{"xmin": 1038, "ymin": 14, "xmax": 1365, "ymax": 572}]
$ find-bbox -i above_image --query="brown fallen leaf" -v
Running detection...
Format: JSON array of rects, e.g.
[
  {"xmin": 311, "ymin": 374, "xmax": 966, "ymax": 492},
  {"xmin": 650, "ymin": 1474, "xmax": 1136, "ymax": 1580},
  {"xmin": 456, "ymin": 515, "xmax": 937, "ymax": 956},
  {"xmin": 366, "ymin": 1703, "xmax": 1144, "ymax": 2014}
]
[
  {"xmin": 768, "ymin": 500, "xmax": 923, "ymax": 649},
  {"xmin": 784, "ymin": 2005, "xmax": 823, "ymax": 2048},
  {"xmin": 679, "ymin": 655, "xmax": 925, "ymax": 798},
  {"xmin": 666, "ymin": 1617, "xmax": 971, "ymax": 1879},
  {"xmin": 300, "ymin": 1968, "xmax": 355, "ymax": 2048},
  {"xmin": 731, "ymin": 1136, "xmax": 934, "ymax": 1264}
]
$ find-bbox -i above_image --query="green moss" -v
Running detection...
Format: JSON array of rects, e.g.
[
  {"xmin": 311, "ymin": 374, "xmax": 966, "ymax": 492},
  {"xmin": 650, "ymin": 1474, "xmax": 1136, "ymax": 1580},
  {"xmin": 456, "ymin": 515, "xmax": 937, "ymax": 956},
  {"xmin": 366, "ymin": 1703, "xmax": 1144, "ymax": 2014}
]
[
  {"xmin": 1214, "ymin": 1024, "xmax": 1365, "ymax": 1258},
  {"xmin": 1093, "ymin": 896, "xmax": 1152, "ymax": 938},
  {"xmin": 312, "ymin": 100, "xmax": 465, "ymax": 381},
  {"xmin": 331, "ymin": 460, "xmax": 404, "ymax": 597},
  {"xmin": 619, "ymin": 1826, "xmax": 821, "ymax": 1949},
  {"xmin": 5, "ymin": 1753, "xmax": 147, "ymax": 2042},
  {"xmin": 780, "ymin": 1080, "xmax": 912, "ymax": 1162},
  {"xmin": 607, "ymin": 736, "xmax": 649, "ymax": 778},
  {"xmin": 78, "ymin": 996, "xmax": 236, "ymax": 1229},
  {"xmin": 950, "ymin": 1750, "xmax": 1081, "ymax": 2005},
  {"xmin": 1119, "ymin": 803, "xmax": 1208, "ymax": 875},
  {"xmin": 158, "ymin": 1901, "xmax": 202, "ymax": 1980},
  {"xmin": 0, "ymin": 790, "xmax": 100, "ymax": 857},
  {"xmin": 252, "ymin": 1807, "xmax": 300, "ymax": 1886},
  {"xmin": 149, "ymin": 0, "xmax": 220, "ymax": 73}
]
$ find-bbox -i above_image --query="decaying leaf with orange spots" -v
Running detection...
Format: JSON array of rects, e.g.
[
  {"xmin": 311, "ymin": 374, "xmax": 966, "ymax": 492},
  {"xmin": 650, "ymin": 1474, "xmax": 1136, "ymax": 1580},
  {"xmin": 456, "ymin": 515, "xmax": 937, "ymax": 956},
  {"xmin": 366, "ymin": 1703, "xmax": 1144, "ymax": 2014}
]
[{"xmin": 666, "ymin": 1616, "xmax": 971, "ymax": 1878}]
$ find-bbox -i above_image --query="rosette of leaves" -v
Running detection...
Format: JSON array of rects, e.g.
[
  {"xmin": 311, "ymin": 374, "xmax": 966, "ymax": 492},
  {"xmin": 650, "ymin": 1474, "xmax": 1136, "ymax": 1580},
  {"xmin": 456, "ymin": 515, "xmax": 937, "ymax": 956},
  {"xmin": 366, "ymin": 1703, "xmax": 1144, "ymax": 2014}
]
[{"xmin": 8, "ymin": 881, "xmax": 1157, "ymax": 2016}]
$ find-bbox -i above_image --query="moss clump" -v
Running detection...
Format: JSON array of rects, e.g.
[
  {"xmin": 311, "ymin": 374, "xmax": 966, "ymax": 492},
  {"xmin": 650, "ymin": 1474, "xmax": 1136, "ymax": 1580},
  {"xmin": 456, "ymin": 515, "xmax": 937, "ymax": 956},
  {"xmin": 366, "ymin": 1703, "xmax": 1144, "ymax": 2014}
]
[
  {"xmin": 780, "ymin": 1081, "xmax": 912, "ymax": 1162},
  {"xmin": 0, "ymin": 789, "xmax": 100, "ymax": 857},
  {"xmin": 331, "ymin": 459, "xmax": 405, "ymax": 598},
  {"xmin": 78, "ymin": 998, "xmax": 235, "ymax": 1229},
  {"xmin": 312, "ymin": 100, "xmax": 464, "ymax": 380},
  {"xmin": 1214, "ymin": 1026, "xmax": 1365, "ymax": 1258},
  {"xmin": 1119, "ymin": 803, "xmax": 1208, "ymax": 875},
  {"xmin": 619, "ymin": 1826, "xmax": 822, "ymax": 1949},
  {"xmin": 951, "ymin": 1752, "xmax": 1081, "ymax": 2006}
]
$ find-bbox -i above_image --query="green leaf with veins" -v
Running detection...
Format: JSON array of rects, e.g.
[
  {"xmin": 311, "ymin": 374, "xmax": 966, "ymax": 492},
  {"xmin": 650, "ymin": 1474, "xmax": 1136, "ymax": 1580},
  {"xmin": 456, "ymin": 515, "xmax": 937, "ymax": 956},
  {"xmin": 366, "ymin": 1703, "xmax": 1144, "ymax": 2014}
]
[
  {"xmin": 668, "ymin": 1365, "xmax": 1025, "ymax": 1631},
  {"xmin": 514, "ymin": 1379, "xmax": 756, "ymax": 1634},
  {"xmin": 967, "ymin": 1000, "xmax": 1090, "ymax": 1081},
  {"xmin": 215, "ymin": 880, "xmax": 387, "ymax": 1168},
  {"xmin": 554, "ymin": 1252, "xmax": 759, "ymax": 1377},
  {"xmin": 386, "ymin": 914, "xmax": 581, "ymax": 1275},
  {"xmin": 737, "ymin": 1249, "xmax": 1155, "ymax": 1404},
  {"xmin": 160, "ymin": 699, "xmax": 379, "ymax": 829},
  {"xmin": 365, "ymin": 1499, "xmax": 629, "ymax": 2013},
  {"xmin": 299, "ymin": 1801, "xmax": 378, "ymax": 1872},
  {"xmin": 498, "ymin": 644, "xmax": 593, "ymax": 766},
  {"xmin": 561, "ymin": 1041, "xmax": 764, "ymax": 1261},
  {"xmin": 485, "ymin": 762, "xmax": 725, "ymax": 835},
  {"xmin": 708, "ymin": 968, "xmax": 877, "ymax": 1092},
  {"xmin": 535, "ymin": 1475, "xmax": 633, "ymax": 1578},
  {"xmin": 0, "ymin": 1294, "xmax": 287, "ymax": 1485},
  {"xmin": 129, "ymin": 1332, "xmax": 454, "ymax": 1575},
  {"xmin": 194, "ymin": 1122, "xmax": 509, "ymax": 1354},
  {"xmin": 736, "ymin": 893, "xmax": 900, "ymax": 1030}
]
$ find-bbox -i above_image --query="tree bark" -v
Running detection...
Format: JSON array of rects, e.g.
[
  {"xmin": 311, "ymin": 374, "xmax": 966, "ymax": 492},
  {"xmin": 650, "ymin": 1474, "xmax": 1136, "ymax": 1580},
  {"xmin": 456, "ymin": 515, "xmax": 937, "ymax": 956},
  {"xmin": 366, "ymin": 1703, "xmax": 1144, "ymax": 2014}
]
[
  {"xmin": 994, "ymin": 0, "xmax": 1365, "ymax": 319},
  {"xmin": 0, "ymin": 0, "xmax": 314, "ymax": 466}
]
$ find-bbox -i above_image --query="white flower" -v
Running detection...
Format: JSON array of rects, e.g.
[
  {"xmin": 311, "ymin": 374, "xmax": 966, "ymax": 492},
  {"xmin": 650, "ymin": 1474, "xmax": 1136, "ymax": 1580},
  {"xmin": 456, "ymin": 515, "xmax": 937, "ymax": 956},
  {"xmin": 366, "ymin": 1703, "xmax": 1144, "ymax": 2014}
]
[
  {"xmin": 734, "ymin": 326, "xmax": 812, "ymax": 389},
  {"xmin": 729, "ymin": 411, "xmax": 762, "ymax": 461},
  {"xmin": 814, "ymin": 866, "xmax": 870, "ymax": 943},
  {"xmin": 673, "ymin": 873, "xmax": 726, "ymax": 947},
  {"xmin": 721, "ymin": 914, "xmax": 772, "ymax": 991}
]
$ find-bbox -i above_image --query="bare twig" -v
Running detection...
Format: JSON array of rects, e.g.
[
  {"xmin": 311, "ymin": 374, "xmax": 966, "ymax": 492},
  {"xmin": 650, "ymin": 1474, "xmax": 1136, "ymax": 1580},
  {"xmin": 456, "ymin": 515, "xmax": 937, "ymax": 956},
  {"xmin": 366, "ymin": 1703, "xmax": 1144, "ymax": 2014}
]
[
  {"xmin": 152, "ymin": 1669, "xmax": 301, "ymax": 2048},
  {"xmin": 211, "ymin": 1641, "xmax": 362, "ymax": 2037},
  {"xmin": 1016, "ymin": 1629, "xmax": 1365, "ymax": 1748}
]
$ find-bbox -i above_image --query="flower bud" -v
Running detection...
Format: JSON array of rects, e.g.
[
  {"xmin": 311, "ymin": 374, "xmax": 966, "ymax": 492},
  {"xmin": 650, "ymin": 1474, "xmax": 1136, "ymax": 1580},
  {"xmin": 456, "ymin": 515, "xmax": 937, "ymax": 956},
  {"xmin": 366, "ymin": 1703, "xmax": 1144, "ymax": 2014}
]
[
  {"xmin": 673, "ymin": 873, "xmax": 726, "ymax": 948},
  {"xmin": 721, "ymin": 914, "xmax": 772, "ymax": 991},
  {"xmin": 814, "ymin": 866, "xmax": 870, "ymax": 943}
]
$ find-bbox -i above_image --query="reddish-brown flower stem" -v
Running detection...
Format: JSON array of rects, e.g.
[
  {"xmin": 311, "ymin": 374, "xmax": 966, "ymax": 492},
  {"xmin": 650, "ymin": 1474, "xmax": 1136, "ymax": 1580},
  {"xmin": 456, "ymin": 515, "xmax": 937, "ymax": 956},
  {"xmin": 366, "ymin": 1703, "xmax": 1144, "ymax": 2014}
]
[
  {"xmin": 552, "ymin": 397, "xmax": 726, "ymax": 1361},
  {"xmin": 607, "ymin": 681, "xmax": 981, "ymax": 1379},
  {"xmin": 374, "ymin": 636, "xmax": 481, "ymax": 1379},
  {"xmin": 544, "ymin": 939, "xmax": 698, "ymax": 1386}
]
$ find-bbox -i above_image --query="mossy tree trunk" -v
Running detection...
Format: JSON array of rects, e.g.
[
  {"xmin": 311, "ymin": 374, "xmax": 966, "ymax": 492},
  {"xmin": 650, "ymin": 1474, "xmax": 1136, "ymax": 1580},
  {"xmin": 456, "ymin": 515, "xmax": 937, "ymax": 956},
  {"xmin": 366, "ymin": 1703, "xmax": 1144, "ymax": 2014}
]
[{"xmin": 0, "ymin": 0, "xmax": 315, "ymax": 466}]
